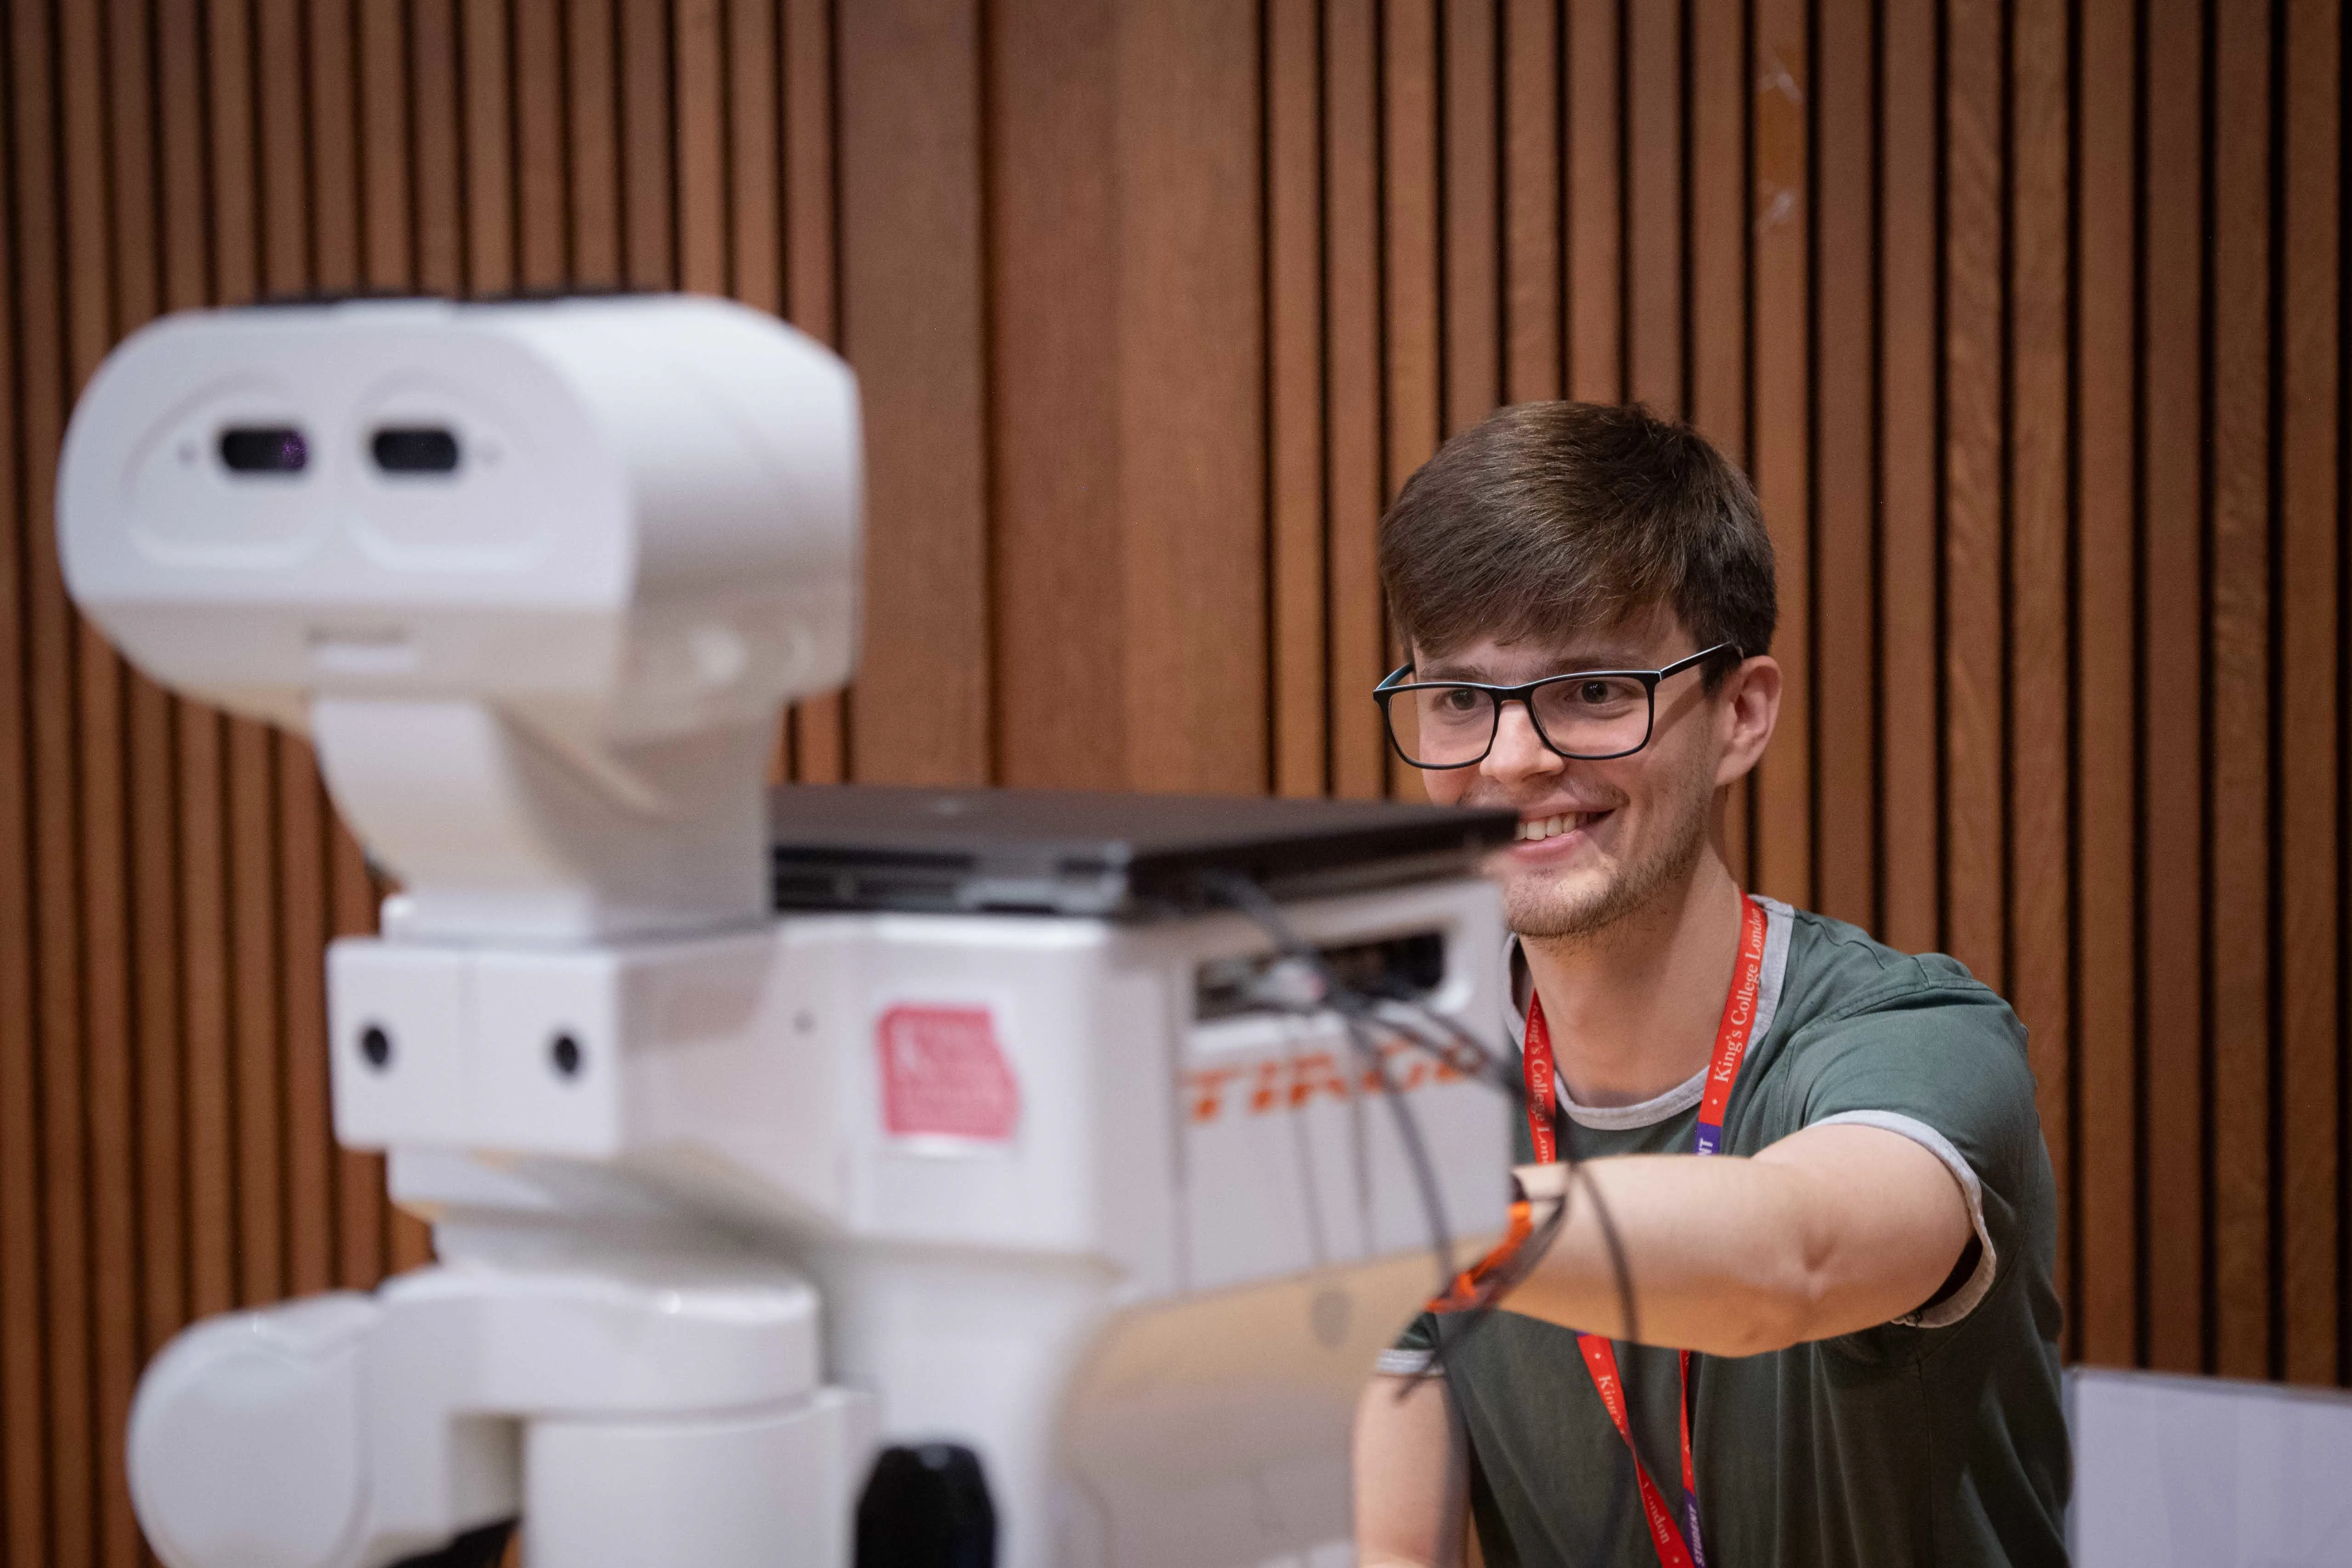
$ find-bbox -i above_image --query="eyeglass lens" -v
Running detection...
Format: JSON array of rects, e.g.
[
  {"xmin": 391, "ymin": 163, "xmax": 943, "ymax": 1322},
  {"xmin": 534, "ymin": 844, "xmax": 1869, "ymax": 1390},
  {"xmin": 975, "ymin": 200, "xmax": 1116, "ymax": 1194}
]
[{"xmin": 1388, "ymin": 675, "xmax": 1652, "ymax": 766}]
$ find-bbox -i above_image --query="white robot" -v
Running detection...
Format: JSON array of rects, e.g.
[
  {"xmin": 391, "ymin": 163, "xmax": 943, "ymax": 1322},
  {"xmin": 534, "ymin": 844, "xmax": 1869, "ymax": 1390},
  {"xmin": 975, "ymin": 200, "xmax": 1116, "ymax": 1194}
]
[{"xmin": 57, "ymin": 296, "xmax": 1513, "ymax": 1568}]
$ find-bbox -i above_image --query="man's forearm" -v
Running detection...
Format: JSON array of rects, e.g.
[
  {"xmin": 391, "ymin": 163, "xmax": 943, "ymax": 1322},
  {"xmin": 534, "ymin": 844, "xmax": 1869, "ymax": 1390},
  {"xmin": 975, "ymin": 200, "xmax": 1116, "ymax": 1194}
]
[{"xmin": 1499, "ymin": 1125, "xmax": 1973, "ymax": 1355}]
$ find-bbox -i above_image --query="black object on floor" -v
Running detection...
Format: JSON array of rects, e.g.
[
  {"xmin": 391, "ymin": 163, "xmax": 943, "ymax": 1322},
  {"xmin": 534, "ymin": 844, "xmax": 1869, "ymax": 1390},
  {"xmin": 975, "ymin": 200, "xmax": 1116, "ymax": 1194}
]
[{"xmin": 856, "ymin": 1443, "xmax": 996, "ymax": 1568}]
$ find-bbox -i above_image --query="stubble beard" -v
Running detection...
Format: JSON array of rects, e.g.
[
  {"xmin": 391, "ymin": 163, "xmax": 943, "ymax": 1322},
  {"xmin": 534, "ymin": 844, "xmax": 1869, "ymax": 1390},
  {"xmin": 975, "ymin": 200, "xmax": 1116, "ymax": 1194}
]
[{"xmin": 1502, "ymin": 763, "xmax": 1716, "ymax": 943}]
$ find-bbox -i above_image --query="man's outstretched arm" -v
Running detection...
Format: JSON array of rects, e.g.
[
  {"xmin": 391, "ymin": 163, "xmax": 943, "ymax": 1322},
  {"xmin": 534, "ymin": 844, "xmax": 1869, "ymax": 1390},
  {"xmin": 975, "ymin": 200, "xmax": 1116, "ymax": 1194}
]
[
  {"xmin": 1502, "ymin": 1123, "xmax": 1976, "ymax": 1356},
  {"xmin": 1354, "ymin": 1369, "xmax": 1470, "ymax": 1568}
]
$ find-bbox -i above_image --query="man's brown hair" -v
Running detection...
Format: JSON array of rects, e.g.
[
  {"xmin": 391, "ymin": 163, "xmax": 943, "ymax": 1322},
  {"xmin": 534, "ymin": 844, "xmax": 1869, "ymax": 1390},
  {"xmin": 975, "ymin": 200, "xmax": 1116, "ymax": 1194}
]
[{"xmin": 1378, "ymin": 401, "xmax": 1776, "ymax": 676}]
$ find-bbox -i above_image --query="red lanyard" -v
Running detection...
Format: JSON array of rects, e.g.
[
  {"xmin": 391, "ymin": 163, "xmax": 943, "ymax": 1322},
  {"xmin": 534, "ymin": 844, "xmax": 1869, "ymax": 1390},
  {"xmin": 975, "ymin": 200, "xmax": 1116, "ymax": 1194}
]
[{"xmin": 1521, "ymin": 893, "xmax": 1768, "ymax": 1568}]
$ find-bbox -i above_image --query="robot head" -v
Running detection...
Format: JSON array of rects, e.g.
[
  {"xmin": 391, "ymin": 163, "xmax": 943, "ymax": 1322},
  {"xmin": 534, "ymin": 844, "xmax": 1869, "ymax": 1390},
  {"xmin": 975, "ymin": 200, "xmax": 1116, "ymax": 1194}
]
[
  {"xmin": 58, "ymin": 294, "xmax": 859, "ymax": 739},
  {"xmin": 58, "ymin": 296, "xmax": 863, "ymax": 938}
]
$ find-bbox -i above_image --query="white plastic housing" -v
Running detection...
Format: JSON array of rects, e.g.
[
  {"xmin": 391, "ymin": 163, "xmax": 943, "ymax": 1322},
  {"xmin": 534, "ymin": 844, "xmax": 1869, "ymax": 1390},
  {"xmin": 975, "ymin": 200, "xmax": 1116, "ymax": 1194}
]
[
  {"xmin": 55, "ymin": 295, "xmax": 862, "ymax": 938},
  {"xmin": 367, "ymin": 874, "xmax": 1514, "ymax": 1568},
  {"xmin": 56, "ymin": 295, "xmax": 859, "ymax": 740},
  {"xmin": 127, "ymin": 1249, "xmax": 861, "ymax": 1568}
]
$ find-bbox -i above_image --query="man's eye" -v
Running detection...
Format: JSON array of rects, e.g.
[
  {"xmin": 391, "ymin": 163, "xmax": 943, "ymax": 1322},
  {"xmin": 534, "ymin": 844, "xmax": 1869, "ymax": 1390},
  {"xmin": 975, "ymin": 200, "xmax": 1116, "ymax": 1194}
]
[
  {"xmin": 1578, "ymin": 681, "xmax": 1615, "ymax": 704},
  {"xmin": 1439, "ymin": 687, "xmax": 1483, "ymax": 714}
]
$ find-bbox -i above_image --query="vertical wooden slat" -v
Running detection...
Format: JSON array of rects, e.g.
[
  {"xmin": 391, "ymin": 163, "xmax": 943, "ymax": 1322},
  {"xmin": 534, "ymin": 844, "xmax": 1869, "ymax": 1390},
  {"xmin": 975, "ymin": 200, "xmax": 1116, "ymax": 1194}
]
[
  {"xmin": 411, "ymin": 0, "xmax": 465, "ymax": 297},
  {"xmin": 310, "ymin": 0, "xmax": 362, "ymax": 294},
  {"xmin": 60, "ymin": 6, "xmax": 145, "ymax": 1563},
  {"xmin": 1325, "ymin": 0, "xmax": 1386, "ymax": 800},
  {"xmin": 1686, "ymin": 0, "xmax": 1744, "ymax": 453},
  {"xmin": 837, "ymin": 0, "xmax": 992, "ymax": 785},
  {"xmin": 2074, "ymin": 0, "xmax": 2140, "ymax": 1368},
  {"xmin": 2209, "ymin": 0, "xmax": 2274, "ymax": 1381},
  {"xmin": 1381, "ymin": 0, "xmax": 1440, "ymax": 807},
  {"xmin": 1443, "ymin": 0, "xmax": 1500, "ymax": 435},
  {"xmin": 256, "ymin": 0, "xmax": 308, "ymax": 296},
  {"xmin": 568, "ymin": 0, "xmax": 624, "ymax": 289},
  {"xmin": 1119, "ymin": 0, "xmax": 1267, "ymax": 795},
  {"xmin": 1944, "ymin": 0, "xmax": 2005, "ymax": 993},
  {"xmin": 1877, "ymin": 0, "xmax": 1939, "ymax": 955},
  {"xmin": 1624, "ymin": 0, "xmax": 1679, "ymax": 414},
  {"xmin": 464, "ymin": 0, "xmax": 516, "ymax": 296},
  {"xmin": 0, "ymin": 7, "xmax": 51, "ymax": 1563},
  {"xmin": 782, "ymin": 0, "xmax": 846, "ymax": 782},
  {"xmin": 515, "ymin": 0, "xmax": 568, "ymax": 290},
  {"xmin": 2010, "ymin": 0, "xmax": 2074, "ymax": 1317},
  {"xmin": 1689, "ymin": 0, "xmax": 1748, "ymax": 882},
  {"xmin": 1750, "ymin": 0, "xmax": 1810, "ymax": 907},
  {"xmin": 1384, "ymin": 0, "xmax": 1442, "ymax": 497},
  {"xmin": 2278, "ymin": 0, "xmax": 2341, "ymax": 1389},
  {"xmin": 621, "ymin": 0, "xmax": 676, "ymax": 290},
  {"xmin": 1500, "ymin": 0, "xmax": 1558, "ymax": 405},
  {"xmin": 988, "ymin": 0, "xmax": 1120, "ymax": 791},
  {"xmin": 676, "ymin": 0, "xmax": 728, "ymax": 296},
  {"xmin": 1269, "ymin": 0, "xmax": 1328, "ymax": 798},
  {"xmin": 1563, "ymin": 0, "xmax": 1619, "ymax": 402},
  {"xmin": 360, "ymin": 0, "xmax": 414, "ymax": 290},
  {"xmin": 2141, "ymin": 0, "xmax": 2208, "ymax": 1374},
  {"xmin": 727, "ymin": 0, "xmax": 781, "ymax": 313},
  {"xmin": 1813, "ymin": 0, "xmax": 1875, "ymax": 932},
  {"xmin": 12, "ymin": 4, "xmax": 94, "ymax": 1561}
]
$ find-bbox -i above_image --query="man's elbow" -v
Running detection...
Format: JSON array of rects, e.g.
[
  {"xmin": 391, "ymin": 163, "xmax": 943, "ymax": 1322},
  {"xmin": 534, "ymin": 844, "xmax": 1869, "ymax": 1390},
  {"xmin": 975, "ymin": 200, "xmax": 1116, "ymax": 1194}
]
[
  {"xmin": 1699, "ymin": 1278, "xmax": 1820, "ymax": 1356},
  {"xmin": 1697, "ymin": 1239, "xmax": 1836, "ymax": 1356}
]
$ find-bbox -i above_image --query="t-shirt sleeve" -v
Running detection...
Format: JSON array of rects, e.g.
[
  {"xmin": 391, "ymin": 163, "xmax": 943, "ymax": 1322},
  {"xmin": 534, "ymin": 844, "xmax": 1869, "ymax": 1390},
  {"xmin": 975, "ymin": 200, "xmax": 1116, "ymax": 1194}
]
[
  {"xmin": 1379, "ymin": 1310, "xmax": 1443, "ymax": 1376},
  {"xmin": 1785, "ymin": 968, "xmax": 2046, "ymax": 1329}
]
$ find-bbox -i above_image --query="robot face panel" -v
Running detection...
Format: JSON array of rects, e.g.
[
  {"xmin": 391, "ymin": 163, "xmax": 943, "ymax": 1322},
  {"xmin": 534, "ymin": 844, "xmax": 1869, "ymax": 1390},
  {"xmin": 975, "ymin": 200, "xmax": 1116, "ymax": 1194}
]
[
  {"xmin": 85, "ymin": 300, "xmax": 623, "ymax": 588},
  {"xmin": 59, "ymin": 295, "xmax": 861, "ymax": 728}
]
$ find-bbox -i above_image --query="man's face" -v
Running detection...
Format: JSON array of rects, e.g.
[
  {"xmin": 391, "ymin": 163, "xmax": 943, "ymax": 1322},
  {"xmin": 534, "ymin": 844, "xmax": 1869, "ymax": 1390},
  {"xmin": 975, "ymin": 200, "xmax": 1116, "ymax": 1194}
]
[{"xmin": 1410, "ymin": 612, "xmax": 1735, "ymax": 940}]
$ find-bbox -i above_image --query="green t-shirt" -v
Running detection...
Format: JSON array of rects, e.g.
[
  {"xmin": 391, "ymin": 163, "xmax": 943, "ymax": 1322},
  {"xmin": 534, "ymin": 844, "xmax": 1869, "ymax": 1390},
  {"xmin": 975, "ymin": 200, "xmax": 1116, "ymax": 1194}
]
[{"xmin": 1386, "ymin": 899, "xmax": 2069, "ymax": 1568}]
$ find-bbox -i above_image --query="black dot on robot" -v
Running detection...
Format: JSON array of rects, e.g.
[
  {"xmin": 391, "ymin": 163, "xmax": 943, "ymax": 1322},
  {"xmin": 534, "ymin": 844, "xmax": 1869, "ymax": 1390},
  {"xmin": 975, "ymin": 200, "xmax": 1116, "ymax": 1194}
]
[
  {"xmin": 550, "ymin": 1033, "xmax": 584, "ymax": 1078},
  {"xmin": 359, "ymin": 1024, "xmax": 392, "ymax": 1070}
]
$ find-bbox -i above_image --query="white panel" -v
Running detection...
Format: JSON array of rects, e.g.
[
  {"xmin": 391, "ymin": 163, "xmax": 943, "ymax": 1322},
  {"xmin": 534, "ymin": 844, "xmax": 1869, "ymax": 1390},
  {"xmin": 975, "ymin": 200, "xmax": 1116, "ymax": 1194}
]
[
  {"xmin": 329, "ymin": 938, "xmax": 470, "ymax": 1148},
  {"xmin": 2072, "ymin": 1367, "xmax": 2352, "ymax": 1566}
]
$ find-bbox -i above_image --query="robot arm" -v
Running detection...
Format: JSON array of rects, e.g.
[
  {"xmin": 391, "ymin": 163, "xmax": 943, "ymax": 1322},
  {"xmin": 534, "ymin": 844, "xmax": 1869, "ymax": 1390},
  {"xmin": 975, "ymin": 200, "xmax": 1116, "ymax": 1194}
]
[{"xmin": 126, "ymin": 1252, "xmax": 865, "ymax": 1568}]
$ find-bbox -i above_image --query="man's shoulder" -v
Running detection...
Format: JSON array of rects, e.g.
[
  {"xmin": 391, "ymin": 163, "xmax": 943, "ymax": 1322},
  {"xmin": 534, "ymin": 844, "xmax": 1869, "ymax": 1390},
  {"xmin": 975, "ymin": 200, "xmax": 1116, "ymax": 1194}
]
[{"xmin": 1770, "ymin": 901, "xmax": 2016, "ymax": 1033}]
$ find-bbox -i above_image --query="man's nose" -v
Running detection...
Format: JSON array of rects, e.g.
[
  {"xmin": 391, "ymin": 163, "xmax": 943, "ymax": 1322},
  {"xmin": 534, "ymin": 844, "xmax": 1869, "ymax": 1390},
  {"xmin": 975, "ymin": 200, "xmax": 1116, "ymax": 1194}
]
[{"xmin": 1482, "ymin": 700, "xmax": 1563, "ymax": 786}]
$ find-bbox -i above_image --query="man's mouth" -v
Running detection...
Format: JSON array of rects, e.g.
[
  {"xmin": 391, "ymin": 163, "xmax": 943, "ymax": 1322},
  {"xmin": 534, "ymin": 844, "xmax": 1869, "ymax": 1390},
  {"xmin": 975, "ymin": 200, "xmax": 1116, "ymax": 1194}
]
[{"xmin": 1515, "ymin": 809, "xmax": 1612, "ymax": 842}]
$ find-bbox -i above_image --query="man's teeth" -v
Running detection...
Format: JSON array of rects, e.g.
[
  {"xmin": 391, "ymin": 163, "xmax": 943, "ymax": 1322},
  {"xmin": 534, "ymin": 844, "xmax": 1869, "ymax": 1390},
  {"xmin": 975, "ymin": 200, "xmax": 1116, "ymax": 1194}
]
[{"xmin": 1517, "ymin": 812, "xmax": 1598, "ymax": 841}]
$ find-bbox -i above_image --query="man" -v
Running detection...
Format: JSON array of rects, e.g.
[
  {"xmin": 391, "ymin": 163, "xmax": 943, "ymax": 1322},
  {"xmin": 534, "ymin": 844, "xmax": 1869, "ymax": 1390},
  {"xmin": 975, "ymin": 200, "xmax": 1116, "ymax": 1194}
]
[{"xmin": 1353, "ymin": 403, "xmax": 2067, "ymax": 1568}]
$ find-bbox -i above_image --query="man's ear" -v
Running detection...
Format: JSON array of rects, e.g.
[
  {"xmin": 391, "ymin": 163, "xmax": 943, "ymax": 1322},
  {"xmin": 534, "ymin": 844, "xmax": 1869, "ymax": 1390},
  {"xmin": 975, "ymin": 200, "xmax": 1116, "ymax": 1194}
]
[{"xmin": 1714, "ymin": 655, "xmax": 1782, "ymax": 787}]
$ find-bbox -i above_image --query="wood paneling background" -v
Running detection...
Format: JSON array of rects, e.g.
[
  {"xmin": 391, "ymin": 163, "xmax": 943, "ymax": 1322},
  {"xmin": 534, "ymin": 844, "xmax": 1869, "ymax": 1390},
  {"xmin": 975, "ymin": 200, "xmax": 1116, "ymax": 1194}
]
[{"xmin": 0, "ymin": 0, "xmax": 2344, "ymax": 1562}]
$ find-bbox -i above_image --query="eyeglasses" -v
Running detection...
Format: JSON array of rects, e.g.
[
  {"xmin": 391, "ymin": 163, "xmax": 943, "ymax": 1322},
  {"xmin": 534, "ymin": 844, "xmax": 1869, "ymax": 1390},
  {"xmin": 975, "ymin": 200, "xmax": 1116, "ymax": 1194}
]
[{"xmin": 1373, "ymin": 643, "xmax": 1743, "ymax": 769}]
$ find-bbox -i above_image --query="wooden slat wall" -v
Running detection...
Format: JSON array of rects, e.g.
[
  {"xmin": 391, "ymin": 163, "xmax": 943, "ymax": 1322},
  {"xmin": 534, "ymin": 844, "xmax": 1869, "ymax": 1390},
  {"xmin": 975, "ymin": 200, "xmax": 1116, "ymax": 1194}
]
[{"xmin": 0, "ymin": 1, "xmax": 2345, "ymax": 1562}]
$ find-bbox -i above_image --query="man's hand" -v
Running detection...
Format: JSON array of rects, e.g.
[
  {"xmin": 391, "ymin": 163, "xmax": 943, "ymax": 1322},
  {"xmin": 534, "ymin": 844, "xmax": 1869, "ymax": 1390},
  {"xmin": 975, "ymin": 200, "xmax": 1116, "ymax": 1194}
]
[
  {"xmin": 1504, "ymin": 1123, "xmax": 1977, "ymax": 1355},
  {"xmin": 1353, "ymin": 1372, "xmax": 1470, "ymax": 1568}
]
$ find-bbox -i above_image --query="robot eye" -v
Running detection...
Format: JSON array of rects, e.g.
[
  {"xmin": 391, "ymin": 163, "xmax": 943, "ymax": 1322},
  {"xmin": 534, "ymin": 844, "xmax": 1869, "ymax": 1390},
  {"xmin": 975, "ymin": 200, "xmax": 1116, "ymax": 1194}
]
[
  {"xmin": 218, "ymin": 426, "xmax": 310, "ymax": 474},
  {"xmin": 371, "ymin": 426, "xmax": 461, "ymax": 475}
]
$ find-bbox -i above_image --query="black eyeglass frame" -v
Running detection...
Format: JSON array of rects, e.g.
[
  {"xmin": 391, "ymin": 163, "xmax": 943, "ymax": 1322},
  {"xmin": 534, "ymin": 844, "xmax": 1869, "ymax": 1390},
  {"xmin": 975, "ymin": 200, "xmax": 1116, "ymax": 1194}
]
[{"xmin": 1372, "ymin": 642, "xmax": 1745, "ymax": 769}]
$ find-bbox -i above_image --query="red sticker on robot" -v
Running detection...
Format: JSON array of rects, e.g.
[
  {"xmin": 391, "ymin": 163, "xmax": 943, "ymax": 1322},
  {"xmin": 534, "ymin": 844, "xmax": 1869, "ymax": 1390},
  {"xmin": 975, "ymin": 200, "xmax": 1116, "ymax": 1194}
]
[{"xmin": 876, "ymin": 1005, "xmax": 1022, "ymax": 1142}]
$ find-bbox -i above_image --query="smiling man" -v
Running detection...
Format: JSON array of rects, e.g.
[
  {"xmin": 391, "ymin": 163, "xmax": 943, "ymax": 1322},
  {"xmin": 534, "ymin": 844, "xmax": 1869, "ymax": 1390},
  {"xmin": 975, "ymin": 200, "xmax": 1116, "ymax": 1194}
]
[{"xmin": 1353, "ymin": 403, "xmax": 2068, "ymax": 1568}]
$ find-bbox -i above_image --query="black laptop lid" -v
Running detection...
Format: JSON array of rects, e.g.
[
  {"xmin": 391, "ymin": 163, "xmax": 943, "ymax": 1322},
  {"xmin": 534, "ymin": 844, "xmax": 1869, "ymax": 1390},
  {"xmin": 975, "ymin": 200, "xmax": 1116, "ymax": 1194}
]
[{"xmin": 770, "ymin": 784, "xmax": 1518, "ymax": 919}]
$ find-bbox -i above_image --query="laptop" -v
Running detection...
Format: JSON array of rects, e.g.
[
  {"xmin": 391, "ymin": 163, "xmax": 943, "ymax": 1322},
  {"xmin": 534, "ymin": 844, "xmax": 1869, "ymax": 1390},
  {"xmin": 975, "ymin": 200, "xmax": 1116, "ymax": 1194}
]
[{"xmin": 770, "ymin": 784, "xmax": 1519, "ymax": 920}]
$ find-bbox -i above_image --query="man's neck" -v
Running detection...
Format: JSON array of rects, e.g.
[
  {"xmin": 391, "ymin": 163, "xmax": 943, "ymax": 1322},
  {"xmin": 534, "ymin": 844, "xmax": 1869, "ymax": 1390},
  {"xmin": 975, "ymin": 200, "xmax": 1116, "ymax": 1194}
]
[{"xmin": 1521, "ymin": 855, "xmax": 1748, "ymax": 1109}]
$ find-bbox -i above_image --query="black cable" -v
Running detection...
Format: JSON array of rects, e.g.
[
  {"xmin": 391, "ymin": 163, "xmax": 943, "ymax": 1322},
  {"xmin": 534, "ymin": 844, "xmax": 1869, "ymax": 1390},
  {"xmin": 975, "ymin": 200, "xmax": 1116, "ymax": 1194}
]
[{"xmin": 1193, "ymin": 871, "xmax": 1650, "ymax": 1568}]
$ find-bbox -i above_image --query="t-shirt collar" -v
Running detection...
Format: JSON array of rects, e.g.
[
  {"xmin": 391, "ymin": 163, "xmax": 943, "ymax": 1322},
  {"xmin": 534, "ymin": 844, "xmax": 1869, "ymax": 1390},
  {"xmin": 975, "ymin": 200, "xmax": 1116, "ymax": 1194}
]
[{"xmin": 1505, "ymin": 895, "xmax": 1796, "ymax": 1131}]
